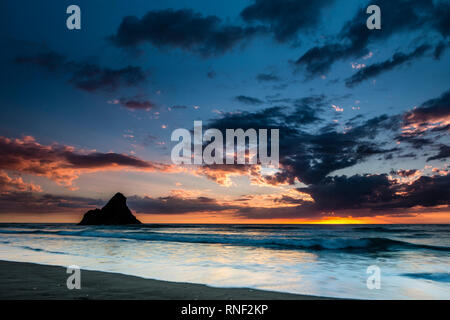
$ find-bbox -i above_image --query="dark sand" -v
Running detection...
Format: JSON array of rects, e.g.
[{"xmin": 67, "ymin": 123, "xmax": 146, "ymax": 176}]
[{"xmin": 0, "ymin": 260, "xmax": 328, "ymax": 300}]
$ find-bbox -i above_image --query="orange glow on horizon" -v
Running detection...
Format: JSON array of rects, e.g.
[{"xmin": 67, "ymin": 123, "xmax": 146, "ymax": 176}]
[{"xmin": 1, "ymin": 211, "xmax": 449, "ymax": 224}]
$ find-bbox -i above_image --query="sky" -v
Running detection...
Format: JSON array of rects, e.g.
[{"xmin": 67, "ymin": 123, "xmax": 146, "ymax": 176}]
[{"xmin": 0, "ymin": 0, "xmax": 449, "ymax": 223}]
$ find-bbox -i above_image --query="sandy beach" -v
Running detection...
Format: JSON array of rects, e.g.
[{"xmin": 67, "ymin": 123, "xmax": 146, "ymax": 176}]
[{"xmin": 0, "ymin": 260, "xmax": 327, "ymax": 300}]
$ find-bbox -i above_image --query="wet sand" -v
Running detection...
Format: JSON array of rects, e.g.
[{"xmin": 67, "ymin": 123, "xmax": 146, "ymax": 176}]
[{"xmin": 0, "ymin": 260, "xmax": 329, "ymax": 300}]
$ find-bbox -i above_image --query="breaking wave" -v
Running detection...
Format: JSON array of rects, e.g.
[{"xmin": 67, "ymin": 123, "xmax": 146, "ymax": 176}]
[
  {"xmin": 0, "ymin": 227, "xmax": 449, "ymax": 252},
  {"xmin": 400, "ymin": 272, "xmax": 450, "ymax": 283}
]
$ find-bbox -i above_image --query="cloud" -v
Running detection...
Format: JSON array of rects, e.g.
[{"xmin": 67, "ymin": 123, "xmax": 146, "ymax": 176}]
[
  {"xmin": 427, "ymin": 145, "xmax": 450, "ymax": 161},
  {"xmin": 275, "ymin": 116, "xmax": 399, "ymax": 185},
  {"xmin": 197, "ymin": 164, "xmax": 263, "ymax": 187},
  {"xmin": 298, "ymin": 174, "xmax": 394, "ymax": 212},
  {"xmin": 295, "ymin": 0, "xmax": 449, "ymax": 76},
  {"xmin": 207, "ymin": 70, "xmax": 217, "ymax": 79},
  {"xmin": 241, "ymin": 0, "xmax": 335, "ymax": 42},
  {"xmin": 15, "ymin": 51, "xmax": 148, "ymax": 92},
  {"xmin": 207, "ymin": 90, "xmax": 449, "ymax": 191},
  {"xmin": 2, "ymin": 93, "xmax": 447, "ymax": 219},
  {"xmin": 0, "ymin": 192, "xmax": 103, "ymax": 214},
  {"xmin": 1, "ymin": 170, "xmax": 448, "ymax": 218},
  {"xmin": 432, "ymin": 0, "xmax": 450, "ymax": 37},
  {"xmin": 171, "ymin": 105, "xmax": 188, "ymax": 110},
  {"xmin": 128, "ymin": 195, "xmax": 237, "ymax": 214},
  {"xmin": 345, "ymin": 44, "xmax": 431, "ymax": 87},
  {"xmin": 256, "ymin": 72, "xmax": 280, "ymax": 82},
  {"xmin": 110, "ymin": 9, "xmax": 266, "ymax": 56},
  {"xmin": 192, "ymin": 90, "xmax": 450, "ymax": 218},
  {"xmin": 0, "ymin": 171, "xmax": 42, "ymax": 193},
  {"xmin": 391, "ymin": 169, "xmax": 419, "ymax": 177},
  {"xmin": 402, "ymin": 89, "xmax": 450, "ymax": 134},
  {"xmin": 117, "ymin": 98, "xmax": 156, "ymax": 111},
  {"xmin": 235, "ymin": 172, "xmax": 450, "ymax": 219},
  {"xmin": 392, "ymin": 90, "xmax": 450, "ymax": 152},
  {"xmin": 286, "ymin": 94, "xmax": 329, "ymax": 125},
  {"xmin": 205, "ymin": 97, "xmax": 399, "ymax": 186},
  {"xmin": 234, "ymin": 95, "xmax": 264, "ymax": 105},
  {"xmin": 332, "ymin": 104, "xmax": 344, "ymax": 112},
  {"xmin": 433, "ymin": 40, "xmax": 449, "ymax": 59},
  {"xmin": 0, "ymin": 190, "xmax": 236, "ymax": 216},
  {"xmin": 301, "ymin": 173, "xmax": 450, "ymax": 212},
  {"xmin": 207, "ymin": 106, "xmax": 284, "ymax": 131},
  {"xmin": 0, "ymin": 136, "xmax": 174, "ymax": 187}
]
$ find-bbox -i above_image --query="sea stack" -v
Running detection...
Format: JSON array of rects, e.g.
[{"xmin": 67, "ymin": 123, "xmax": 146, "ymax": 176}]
[{"xmin": 79, "ymin": 192, "xmax": 141, "ymax": 225}]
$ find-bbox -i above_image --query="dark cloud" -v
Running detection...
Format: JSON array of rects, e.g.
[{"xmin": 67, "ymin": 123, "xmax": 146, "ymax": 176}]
[
  {"xmin": 171, "ymin": 105, "xmax": 188, "ymax": 111},
  {"xmin": 432, "ymin": 1, "xmax": 450, "ymax": 37},
  {"xmin": 274, "ymin": 115, "xmax": 399, "ymax": 185},
  {"xmin": 0, "ymin": 190, "xmax": 236, "ymax": 216},
  {"xmin": 0, "ymin": 170, "xmax": 41, "ymax": 193},
  {"xmin": 236, "ymin": 173, "xmax": 450, "ymax": 219},
  {"xmin": 403, "ymin": 90, "xmax": 450, "ymax": 129},
  {"xmin": 14, "ymin": 51, "xmax": 66, "ymax": 71},
  {"xmin": 298, "ymin": 174, "xmax": 394, "ymax": 211},
  {"xmin": 345, "ymin": 44, "xmax": 431, "ymax": 87},
  {"xmin": 295, "ymin": 0, "xmax": 449, "ymax": 76},
  {"xmin": 433, "ymin": 40, "xmax": 449, "ymax": 60},
  {"xmin": 128, "ymin": 195, "xmax": 237, "ymax": 214},
  {"xmin": 427, "ymin": 145, "xmax": 450, "ymax": 161},
  {"xmin": 241, "ymin": 0, "xmax": 335, "ymax": 42},
  {"xmin": 110, "ymin": 9, "xmax": 266, "ymax": 56},
  {"xmin": 15, "ymin": 51, "xmax": 148, "ymax": 92},
  {"xmin": 394, "ymin": 90, "xmax": 450, "ymax": 151},
  {"xmin": 69, "ymin": 65, "xmax": 147, "ymax": 93},
  {"xmin": 206, "ymin": 95, "xmax": 399, "ymax": 186},
  {"xmin": 397, "ymin": 152, "xmax": 417, "ymax": 159},
  {"xmin": 200, "ymin": 90, "xmax": 450, "ymax": 218},
  {"xmin": 2, "ymin": 172, "xmax": 448, "ymax": 217},
  {"xmin": 296, "ymin": 43, "xmax": 348, "ymax": 76},
  {"xmin": 256, "ymin": 72, "xmax": 280, "ymax": 82},
  {"xmin": 207, "ymin": 70, "xmax": 217, "ymax": 78},
  {"xmin": 207, "ymin": 106, "xmax": 284, "ymax": 131},
  {"xmin": 300, "ymin": 173, "xmax": 450, "ymax": 212},
  {"xmin": 0, "ymin": 136, "xmax": 172, "ymax": 186},
  {"xmin": 205, "ymin": 90, "xmax": 448, "ymax": 188},
  {"xmin": 377, "ymin": 174, "xmax": 450, "ymax": 210},
  {"xmin": 286, "ymin": 106, "xmax": 322, "ymax": 125},
  {"xmin": 63, "ymin": 153, "xmax": 153, "ymax": 169},
  {"xmin": 234, "ymin": 95, "xmax": 264, "ymax": 105},
  {"xmin": 0, "ymin": 192, "xmax": 103, "ymax": 214},
  {"xmin": 396, "ymin": 135, "xmax": 433, "ymax": 149},
  {"xmin": 119, "ymin": 98, "xmax": 156, "ymax": 111},
  {"xmin": 391, "ymin": 169, "xmax": 418, "ymax": 177},
  {"xmin": 286, "ymin": 94, "xmax": 328, "ymax": 125}
]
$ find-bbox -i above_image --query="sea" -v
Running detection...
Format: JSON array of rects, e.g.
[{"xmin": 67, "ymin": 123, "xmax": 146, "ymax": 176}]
[{"xmin": 0, "ymin": 223, "xmax": 449, "ymax": 299}]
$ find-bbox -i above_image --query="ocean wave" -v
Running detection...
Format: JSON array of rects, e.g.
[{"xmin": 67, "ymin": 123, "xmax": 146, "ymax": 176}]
[
  {"xmin": 18, "ymin": 245, "xmax": 72, "ymax": 256},
  {"xmin": 354, "ymin": 226, "xmax": 418, "ymax": 233},
  {"xmin": 1, "ymin": 227, "xmax": 449, "ymax": 252},
  {"xmin": 400, "ymin": 272, "xmax": 450, "ymax": 283},
  {"xmin": 354, "ymin": 226, "xmax": 450, "ymax": 233},
  {"xmin": 0, "ymin": 229, "xmax": 42, "ymax": 234}
]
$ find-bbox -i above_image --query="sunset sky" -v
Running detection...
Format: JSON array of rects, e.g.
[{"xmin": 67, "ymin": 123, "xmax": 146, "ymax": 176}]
[{"xmin": 0, "ymin": 0, "xmax": 449, "ymax": 223}]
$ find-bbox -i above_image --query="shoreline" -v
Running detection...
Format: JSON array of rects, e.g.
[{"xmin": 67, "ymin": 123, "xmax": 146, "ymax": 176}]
[{"xmin": 0, "ymin": 260, "xmax": 331, "ymax": 300}]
